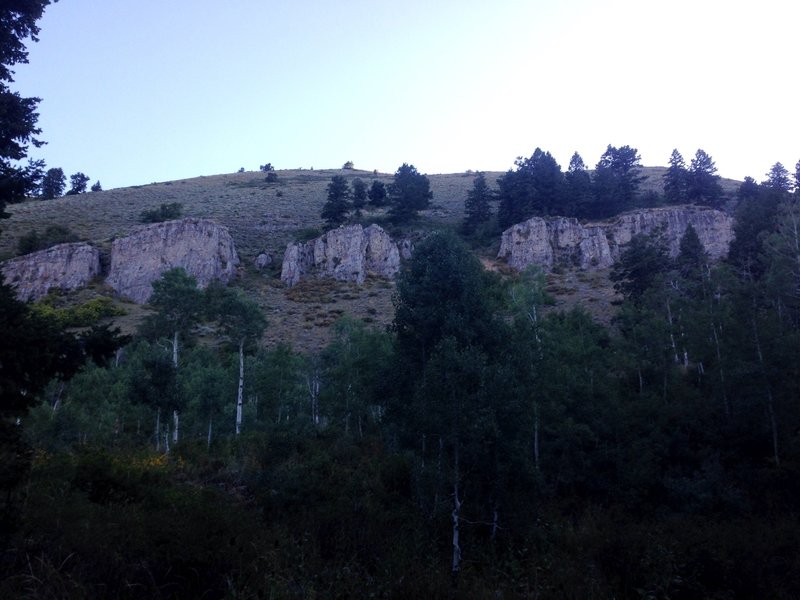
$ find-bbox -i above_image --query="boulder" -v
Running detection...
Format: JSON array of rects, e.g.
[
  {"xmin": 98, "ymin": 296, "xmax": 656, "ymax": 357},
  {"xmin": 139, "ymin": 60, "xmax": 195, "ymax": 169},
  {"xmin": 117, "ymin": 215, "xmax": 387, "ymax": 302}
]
[
  {"xmin": 499, "ymin": 206, "xmax": 733, "ymax": 272},
  {"xmin": 254, "ymin": 253, "xmax": 272, "ymax": 270},
  {"xmin": 106, "ymin": 218, "xmax": 239, "ymax": 303},
  {"xmin": 281, "ymin": 224, "xmax": 401, "ymax": 287},
  {"xmin": 1, "ymin": 242, "xmax": 101, "ymax": 302}
]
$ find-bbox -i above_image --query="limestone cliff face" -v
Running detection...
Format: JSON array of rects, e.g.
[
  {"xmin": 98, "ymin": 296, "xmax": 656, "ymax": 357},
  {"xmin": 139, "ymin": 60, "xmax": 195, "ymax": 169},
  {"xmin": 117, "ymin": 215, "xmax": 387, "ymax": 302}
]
[
  {"xmin": 281, "ymin": 224, "xmax": 402, "ymax": 287},
  {"xmin": 498, "ymin": 206, "xmax": 733, "ymax": 271},
  {"xmin": 107, "ymin": 218, "xmax": 239, "ymax": 303},
  {"xmin": 1, "ymin": 242, "xmax": 101, "ymax": 302}
]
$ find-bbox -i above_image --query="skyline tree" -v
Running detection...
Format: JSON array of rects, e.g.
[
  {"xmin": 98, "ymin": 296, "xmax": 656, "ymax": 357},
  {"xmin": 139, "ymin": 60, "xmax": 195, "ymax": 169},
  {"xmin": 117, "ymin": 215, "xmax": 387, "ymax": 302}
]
[
  {"xmin": 663, "ymin": 149, "xmax": 689, "ymax": 204},
  {"xmin": 66, "ymin": 171, "xmax": 90, "ymax": 195},
  {"xmin": 39, "ymin": 166, "xmax": 64, "ymax": 199},
  {"xmin": 388, "ymin": 163, "xmax": 432, "ymax": 223},
  {"xmin": 687, "ymin": 149, "xmax": 723, "ymax": 206},
  {"xmin": 591, "ymin": 144, "xmax": 646, "ymax": 218}
]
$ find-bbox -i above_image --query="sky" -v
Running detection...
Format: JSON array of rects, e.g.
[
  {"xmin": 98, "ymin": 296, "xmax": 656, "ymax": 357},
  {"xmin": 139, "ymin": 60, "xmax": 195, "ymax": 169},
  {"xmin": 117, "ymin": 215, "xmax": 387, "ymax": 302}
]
[{"xmin": 12, "ymin": 0, "xmax": 800, "ymax": 190}]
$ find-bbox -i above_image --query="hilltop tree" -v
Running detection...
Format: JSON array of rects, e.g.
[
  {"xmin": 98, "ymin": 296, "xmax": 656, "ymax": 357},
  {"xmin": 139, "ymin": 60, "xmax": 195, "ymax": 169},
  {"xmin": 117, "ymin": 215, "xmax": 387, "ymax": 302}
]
[
  {"xmin": 461, "ymin": 172, "xmax": 493, "ymax": 235},
  {"xmin": 497, "ymin": 148, "xmax": 565, "ymax": 228},
  {"xmin": 565, "ymin": 151, "xmax": 593, "ymax": 216},
  {"xmin": 39, "ymin": 166, "xmax": 64, "ymax": 199},
  {"xmin": 91, "ymin": 181, "xmax": 102, "ymax": 192},
  {"xmin": 388, "ymin": 163, "xmax": 432, "ymax": 223},
  {"xmin": 763, "ymin": 162, "xmax": 792, "ymax": 193},
  {"xmin": 590, "ymin": 144, "xmax": 646, "ymax": 218},
  {"xmin": 66, "ymin": 171, "xmax": 90, "ymax": 195},
  {"xmin": 663, "ymin": 149, "xmax": 689, "ymax": 204},
  {"xmin": 321, "ymin": 174, "xmax": 350, "ymax": 226},
  {"xmin": 367, "ymin": 179, "xmax": 387, "ymax": 207},
  {"xmin": 687, "ymin": 149, "xmax": 723, "ymax": 206},
  {"xmin": 0, "ymin": 0, "xmax": 52, "ymax": 218}
]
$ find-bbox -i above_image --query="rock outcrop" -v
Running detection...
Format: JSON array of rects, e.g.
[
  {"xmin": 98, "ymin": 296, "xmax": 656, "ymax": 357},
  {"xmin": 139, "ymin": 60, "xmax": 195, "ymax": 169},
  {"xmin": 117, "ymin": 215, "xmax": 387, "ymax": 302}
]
[
  {"xmin": 281, "ymin": 224, "xmax": 402, "ymax": 287},
  {"xmin": 498, "ymin": 206, "xmax": 733, "ymax": 272},
  {"xmin": 1, "ymin": 243, "xmax": 102, "ymax": 302},
  {"xmin": 107, "ymin": 218, "xmax": 239, "ymax": 303}
]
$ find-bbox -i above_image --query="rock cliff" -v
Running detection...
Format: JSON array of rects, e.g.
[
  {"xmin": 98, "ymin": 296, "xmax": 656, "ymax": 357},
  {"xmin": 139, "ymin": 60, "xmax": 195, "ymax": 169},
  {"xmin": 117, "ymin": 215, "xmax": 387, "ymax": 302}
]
[
  {"xmin": 107, "ymin": 218, "xmax": 239, "ymax": 303},
  {"xmin": 1, "ymin": 242, "xmax": 102, "ymax": 302},
  {"xmin": 281, "ymin": 224, "xmax": 402, "ymax": 287},
  {"xmin": 498, "ymin": 206, "xmax": 733, "ymax": 272}
]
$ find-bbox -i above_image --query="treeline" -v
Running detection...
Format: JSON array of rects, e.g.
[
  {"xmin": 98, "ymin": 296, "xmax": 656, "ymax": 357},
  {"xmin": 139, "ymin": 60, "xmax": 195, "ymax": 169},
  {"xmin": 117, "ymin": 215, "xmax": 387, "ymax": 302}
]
[
  {"xmin": 2, "ymin": 174, "xmax": 800, "ymax": 596},
  {"xmin": 463, "ymin": 147, "xmax": 800, "ymax": 235}
]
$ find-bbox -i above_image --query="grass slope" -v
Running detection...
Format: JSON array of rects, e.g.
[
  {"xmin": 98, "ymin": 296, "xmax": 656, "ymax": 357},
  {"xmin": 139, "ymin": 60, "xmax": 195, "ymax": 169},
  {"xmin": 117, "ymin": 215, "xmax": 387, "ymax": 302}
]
[{"xmin": 0, "ymin": 167, "xmax": 740, "ymax": 351}]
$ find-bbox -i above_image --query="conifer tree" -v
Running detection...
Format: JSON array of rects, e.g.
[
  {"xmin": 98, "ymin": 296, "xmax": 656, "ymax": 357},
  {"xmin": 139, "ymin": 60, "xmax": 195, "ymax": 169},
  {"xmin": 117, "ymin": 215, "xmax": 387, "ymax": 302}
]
[
  {"xmin": 320, "ymin": 175, "xmax": 350, "ymax": 226},
  {"xmin": 461, "ymin": 172, "xmax": 493, "ymax": 235}
]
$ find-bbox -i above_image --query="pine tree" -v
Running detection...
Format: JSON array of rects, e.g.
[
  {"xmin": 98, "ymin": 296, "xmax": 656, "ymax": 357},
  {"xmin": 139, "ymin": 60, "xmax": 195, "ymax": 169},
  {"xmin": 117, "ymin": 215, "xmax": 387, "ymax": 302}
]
[
  {"xmin": 388, "ymin": 163, "xmax": 432, "ymax": 224},
  {"xmin": 461, "ymin": 172, "xmax": 493, "ymax": 235},
  {"xmin": 663, "ymin": 149, "xmax": 688, "ymax": 204},
  {"xmin": 687, "ymin": 149, "xmax": 723, "ymax": 206},
  {"xmin": 320, "ymin": 175, "xmax": 350, "ymax": 226}
]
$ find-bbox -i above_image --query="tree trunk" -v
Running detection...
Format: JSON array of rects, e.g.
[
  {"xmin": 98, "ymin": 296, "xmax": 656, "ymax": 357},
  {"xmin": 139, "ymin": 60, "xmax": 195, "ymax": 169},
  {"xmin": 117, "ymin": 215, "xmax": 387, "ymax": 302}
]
[
  {"xmin": 155, "ymin": 407, "xmax": 161, "ymax": 452},
  {"xmin": 751, "ymin": 313, "xmax": 780, "ymax": 466},
  {"xmin": 451, "ymin": 446, "xmax": 462, "ymax": 585},
  {"xmin": 173, "ymin": 410, "xmax": 179, "ymax": 444},
  {"xmin": 207, "ymin": 415, "xmax": 213, "ymax": 450},
  {"xmin": 172, "ymin": 330, "xmax": 179, "ymax": 368},
  {"xmin": 533, "ymin": 401, "xmax": 540, "ymax": 471},
  {"xmin": 236, "ymin": 339, "xmax": 244, "ymax": 435}
]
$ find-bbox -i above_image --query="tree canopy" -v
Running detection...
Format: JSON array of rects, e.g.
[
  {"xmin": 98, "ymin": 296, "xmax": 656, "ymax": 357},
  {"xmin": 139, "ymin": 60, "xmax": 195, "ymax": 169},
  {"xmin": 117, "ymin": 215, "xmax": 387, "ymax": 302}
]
[{"xmin": 387, "ymin": 163, "xmax": 432, "ymax": 223}]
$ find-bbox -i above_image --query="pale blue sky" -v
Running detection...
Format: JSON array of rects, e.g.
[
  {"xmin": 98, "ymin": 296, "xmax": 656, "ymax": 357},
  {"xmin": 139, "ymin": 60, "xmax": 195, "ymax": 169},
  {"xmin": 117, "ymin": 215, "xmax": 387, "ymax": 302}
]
[{"xmin": 13, "ymin": 0, "xmax": 800, "ymax": 190}]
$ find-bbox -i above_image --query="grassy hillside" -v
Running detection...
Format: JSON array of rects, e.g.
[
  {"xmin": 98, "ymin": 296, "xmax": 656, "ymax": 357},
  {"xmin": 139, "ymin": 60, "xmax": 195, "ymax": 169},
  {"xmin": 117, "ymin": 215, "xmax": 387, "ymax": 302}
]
[{"xmin": 0, "ymin": 166, "xmax": 741, "ymax": 350}]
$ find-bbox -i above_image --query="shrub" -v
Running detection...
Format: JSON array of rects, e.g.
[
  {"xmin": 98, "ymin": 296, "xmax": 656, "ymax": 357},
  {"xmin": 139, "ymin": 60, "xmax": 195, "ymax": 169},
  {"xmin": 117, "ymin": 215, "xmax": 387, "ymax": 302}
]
[
  {"xmin": 17, "ymin": 225, "xmax": 79, "ymax": 255},
  {"xmin": 139, "ymin": 202, "xmax": 183, "ymax": 223},
  {"xmin": 265, "ymin": 172, "xmax": 278, "ymax": 183}
]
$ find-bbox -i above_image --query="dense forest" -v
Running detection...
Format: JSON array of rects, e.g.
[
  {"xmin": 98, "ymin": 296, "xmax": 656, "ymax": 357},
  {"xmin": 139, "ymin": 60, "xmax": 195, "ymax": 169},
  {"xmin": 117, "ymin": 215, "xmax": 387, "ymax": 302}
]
[{"xmin": 3, "ymin": 2, "xmax": 800, "ymax": 598}]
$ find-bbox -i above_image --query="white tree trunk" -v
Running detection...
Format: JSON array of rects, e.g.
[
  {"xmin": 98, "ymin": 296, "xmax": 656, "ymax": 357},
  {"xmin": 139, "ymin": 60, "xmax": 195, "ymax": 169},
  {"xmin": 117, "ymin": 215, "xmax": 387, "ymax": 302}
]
[
  {"xmin": 207, "ymin": 415, "xmax": 213, "ymax": 450},
  {"xmin": 173, "ymin": 410, "xmax": 179, "ymax": 444},
  {"xmin": 155, "ymin": 407, "xmax": 161, "ymax": 452},
  {"xmin": 172, "ymin": 330, "xmax": 179, "ymax": 368},
  {"xmin": 236, "ymin": 339, "xmax": 244, "ymax": 435}
]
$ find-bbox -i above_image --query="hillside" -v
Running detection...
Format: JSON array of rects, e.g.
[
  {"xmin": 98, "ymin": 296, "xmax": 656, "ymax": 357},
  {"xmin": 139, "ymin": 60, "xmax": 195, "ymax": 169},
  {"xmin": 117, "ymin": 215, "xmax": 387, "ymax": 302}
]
[{"xmin": 0, "ymin": 166, "xmax": 742, "ymax": 350}]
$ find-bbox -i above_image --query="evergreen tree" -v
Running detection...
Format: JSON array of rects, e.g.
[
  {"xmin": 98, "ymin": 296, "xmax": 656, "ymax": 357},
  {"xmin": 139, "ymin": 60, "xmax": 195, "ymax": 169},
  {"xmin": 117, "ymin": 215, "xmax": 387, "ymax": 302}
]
[
  {"xmin": 663, "ymin": 149, "xmax": 689, "ymax": 204},
  {"xmin": 388, "ymin": 163, "xmax": 432, "ymax": 223},
  {"xmin": 90, "ymin": 180, "xmax": 102, "ymax": 192},
  {"xmin": 350, "ymin": 177, "xmax": 367, "ymax": 217},
  {"xmin": 320, "ymin": 174, "xmax": 350, "ymax": 226},
  {"xmin": 39, "ymin": 167, "xmax": 64, "ymax": 199},
  {"xmin": 565, "ymin": 151, "xmax": 592, "ymax": 217},
  {"xmin": 367, "ymin": 179, "xmax": 387, "ymax": 207},
  {"xmin": 763, "ymin": 162, "xmax": 792, "ymax": 193},
  {"xmin": 461, "ymin": 172, "xmax": 493, "ymax": 235},
  {"xmin": 497, "ymin": 148, "xmax": 565, "ymax": 228},
  {"xmin": 0, "ymin": 0, "xmax": 52, "ymax": 217},
  {"xmin": 610, "ymin": 229, "xmax": 671, "ymax": 302},
  {"xmin": 687, "ymin": 149, "xmax": 723, "ymax": 206},
  {"xmin": 590, "ymin": 144, "xmax": 646, "ymax": 218},
  {"xmin": 66, "ymin": 171, "xmax": 89, "ymax": 195}
]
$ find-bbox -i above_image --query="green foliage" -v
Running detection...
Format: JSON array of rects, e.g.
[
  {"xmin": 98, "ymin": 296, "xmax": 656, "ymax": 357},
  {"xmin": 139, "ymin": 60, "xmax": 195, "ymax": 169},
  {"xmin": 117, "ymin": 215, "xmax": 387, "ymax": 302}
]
[
  {"xmin": 350, "ymin": 177, "xmax": 367, "ymax": 216},
  {"xmin": 497, "ymin": 148, "xmax": 565, "ymax": 227},
  {"xmin": 461, "ymin": 172, "xmax": 493, "ymax": 235},
  {"xmin": 16, "ymin": 224, "xmax": 78, "ymax": 254},
  {"xmin": 139, "ymin": 201, "xmax": 183, "ymax": 223},
  {"xmin": 320, "ymin": 174, "xmax": 350, "ymax": 226},
  {"xmin": 687, "ymin": 149, "xmax": 723, "ymax": 206},
  {"xmin": 39, "ymin": 166, "xmax": 65, "ymax": 199},
  {"xmin": 30, "ymin": 295, "xmax": 126, "ymax": 328},
  {"xmin": 367, "ymin": 179, "xmax": 387, "ymax": 207},
  {"xmin": 663, "ymin": 148, "xmax": 689, "ymax": 204},
  {"xmin": 90, "ymin": 180, "xmax": 101, "ymax": 192},
  {"xmin": 0, "ymin": 1, "xmax": 52, "ymax": 217},
  {"xmin": 387, "ymin": 163, "xmax": 432, "ymax": 223},
  {"xmin": 610, "ymin": 229, "xmax": 671, "ymax": 301},
  {"xmin": 65, "ymin": 171, "xmax": 89, "ymax": 195},
  {"xmin": 590, "ymin": 144, "xmax": 647, "ymax": 218}
]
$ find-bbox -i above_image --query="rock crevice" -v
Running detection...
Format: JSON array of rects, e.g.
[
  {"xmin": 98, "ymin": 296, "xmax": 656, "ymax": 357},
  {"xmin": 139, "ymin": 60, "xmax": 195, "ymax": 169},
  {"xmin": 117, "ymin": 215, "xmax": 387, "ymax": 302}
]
[{"xmin": 281, "ymin": 224, "xmax": 403, "ymax": 287}]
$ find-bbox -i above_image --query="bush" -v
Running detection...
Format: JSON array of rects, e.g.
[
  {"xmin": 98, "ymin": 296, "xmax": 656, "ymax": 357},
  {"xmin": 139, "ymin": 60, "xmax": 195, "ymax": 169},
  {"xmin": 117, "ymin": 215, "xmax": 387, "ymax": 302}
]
[
  {"xmin": 139, "ymin": 202, "xmax": 183, "ymax": 223},
  {"xmin": 17, "ymin": 225, "xmax": 79, "ymax": 255},
  {"xmin": 264, "ymin": 172, "xmax": 278, "ymax": 183},
  {"xmin": 31, "ymin": 296, "xmax": 126, "ymax": 328}
]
